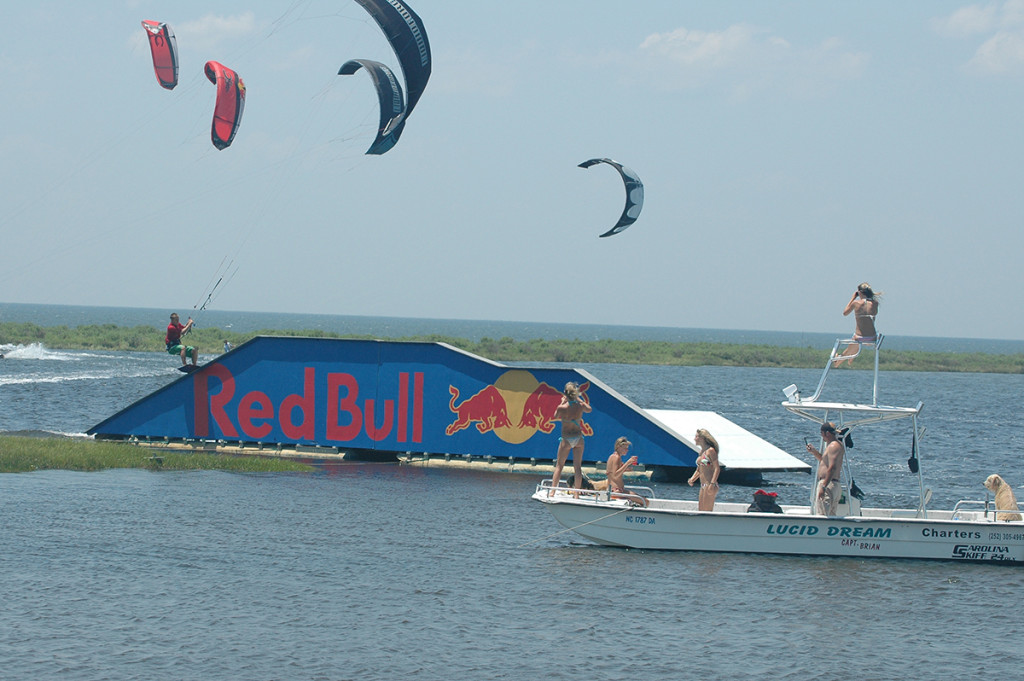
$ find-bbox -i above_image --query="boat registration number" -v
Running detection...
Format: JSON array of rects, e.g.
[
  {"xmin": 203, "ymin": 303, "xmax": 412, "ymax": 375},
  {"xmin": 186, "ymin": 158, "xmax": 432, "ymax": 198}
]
[{"xmin": 625, "ymin": 516, "xmax": 655, "ymax": 525}]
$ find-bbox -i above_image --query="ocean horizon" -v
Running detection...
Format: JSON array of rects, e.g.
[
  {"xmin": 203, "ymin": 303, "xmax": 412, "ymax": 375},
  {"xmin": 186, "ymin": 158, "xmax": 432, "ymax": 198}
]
[{"xmin": 2, "ymin": 301, "xmax": 1022, "ymax": 355}]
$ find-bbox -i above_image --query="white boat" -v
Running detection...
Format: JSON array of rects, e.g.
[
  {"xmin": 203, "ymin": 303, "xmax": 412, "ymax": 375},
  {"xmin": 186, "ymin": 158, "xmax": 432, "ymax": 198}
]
[{"xmin": 533, "ymin": 334, "xmax": 1024, "ymax": 564}]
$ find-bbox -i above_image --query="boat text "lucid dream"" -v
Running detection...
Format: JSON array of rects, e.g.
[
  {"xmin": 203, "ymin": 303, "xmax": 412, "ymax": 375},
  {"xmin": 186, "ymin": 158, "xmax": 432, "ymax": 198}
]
[{"xmin": 766, "ymin": 524, "xmax": 893, "ymax": 538}]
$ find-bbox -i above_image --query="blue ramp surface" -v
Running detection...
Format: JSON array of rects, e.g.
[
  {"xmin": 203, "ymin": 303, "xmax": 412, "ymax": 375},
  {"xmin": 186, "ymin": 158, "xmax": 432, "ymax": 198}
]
[{"xmin": 89, "ymin": 337, "xmax": 806, "ymax": 474}]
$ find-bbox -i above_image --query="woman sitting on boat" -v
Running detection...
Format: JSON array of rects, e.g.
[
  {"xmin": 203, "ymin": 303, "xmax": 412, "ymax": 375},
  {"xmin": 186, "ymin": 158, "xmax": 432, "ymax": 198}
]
[
  {"xmin": 688, "ymin": 429, "xmax": 720, "ymax": 511},
  {"xmin": 604, "ymin": 436, "xmax": 647, "ymax": 506},
  {"xmin": 606, "ymin": 436, "xmax": 639, "ymax": 493},
  {"xmin": 833, "ymin": 282, "xmax": 881, "ymax": 366}
]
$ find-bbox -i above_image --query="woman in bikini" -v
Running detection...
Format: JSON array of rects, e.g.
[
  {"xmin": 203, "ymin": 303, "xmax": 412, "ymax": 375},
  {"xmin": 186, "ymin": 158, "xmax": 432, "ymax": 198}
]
[
  {"xmin": 550, "ymin": 381, "xmax": 592, "ymax": 493},
  {"xmin": 605, "ymin": 436, "xmax": 639, "ymax": 493},
  {"xmin": 833, "ymin": 282, "xmax": 881, "ymax": 367},
  {"xmin": 605, "ymin": 436, "xmax": 648, "ymax": 506},
  {"xmin": 687, "ymin": 428, "xmax": 720, "ymax": 511}
]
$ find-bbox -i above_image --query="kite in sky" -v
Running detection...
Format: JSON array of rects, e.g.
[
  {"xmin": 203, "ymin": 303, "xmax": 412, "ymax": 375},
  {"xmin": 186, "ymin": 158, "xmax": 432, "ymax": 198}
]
[
  {"xmin": 141, "ymin": 20, "xmax": 178, "ymax": 90},
  {"xmin": 578, "ymin": 158, "xmax": 645, "ymax": 237},
  {"xmin": 204, "ymin": 61, "xmax": 246, "ymax": 150},
  {"xmin": 346, "ymin": 0, "xmax": 432, "ymax": 153},
  {"xmin": 338, "ymin": 59, "xmax": 405, "ymax": 155}
]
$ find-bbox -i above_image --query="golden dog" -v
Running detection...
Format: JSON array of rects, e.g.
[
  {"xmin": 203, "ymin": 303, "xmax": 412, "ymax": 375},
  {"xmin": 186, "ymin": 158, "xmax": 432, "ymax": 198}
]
[{"xmin": 984, "ymin": 474, "xmax": 1023, "ymax": 522}]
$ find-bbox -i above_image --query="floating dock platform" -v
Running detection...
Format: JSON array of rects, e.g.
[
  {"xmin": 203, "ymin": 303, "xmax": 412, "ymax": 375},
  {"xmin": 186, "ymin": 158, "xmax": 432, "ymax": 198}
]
[{"xmin": 88, "ymin": 337, "xmax": 809, "ymax": 483}]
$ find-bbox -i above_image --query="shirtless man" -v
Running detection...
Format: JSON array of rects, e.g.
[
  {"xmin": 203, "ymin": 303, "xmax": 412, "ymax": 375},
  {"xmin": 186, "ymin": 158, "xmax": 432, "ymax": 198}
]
[
  {"xmin": 605, "ymin": 437, "xmax": 638, "ymax": 493},
  {"xmin": 549, "ymin": 381, "xmax": 592, "ymax": 493},
  {"xmin": 833, "ymin": 282, "xmax": 880, "ymax": 366},
  {"xmin": 806, "ymin": 422, "xmax": 845, "ymax": 515}
]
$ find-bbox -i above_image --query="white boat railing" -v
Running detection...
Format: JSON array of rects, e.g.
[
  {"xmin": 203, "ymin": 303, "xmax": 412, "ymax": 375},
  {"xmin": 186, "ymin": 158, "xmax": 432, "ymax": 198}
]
[
  {"xmin": 951, "ymin": 498, "xmax": 998, "ymax": 521},
  {"xmin": 797, "ymin": 334, "xmax": 884, "ymax": 405},
  {"xmin": 781, "ymin": 333, "xmax": 931, "ymax": 518},
  {"xmin": 535, "ymin": 479, "xmax": 656, "ymax": 503}
]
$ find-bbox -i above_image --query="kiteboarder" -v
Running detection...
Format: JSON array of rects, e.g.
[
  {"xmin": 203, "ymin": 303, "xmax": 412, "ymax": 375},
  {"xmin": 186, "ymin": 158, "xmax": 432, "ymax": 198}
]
[{"xmin": 166, "ymin": 313, "xmax": 198, "ymax": 367}]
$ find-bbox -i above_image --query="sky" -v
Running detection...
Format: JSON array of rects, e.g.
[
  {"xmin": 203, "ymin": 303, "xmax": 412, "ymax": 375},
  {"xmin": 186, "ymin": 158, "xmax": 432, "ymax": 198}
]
[{"xmin": 1, "ymin": 1, "xmax": 1023, "ymax": 341}]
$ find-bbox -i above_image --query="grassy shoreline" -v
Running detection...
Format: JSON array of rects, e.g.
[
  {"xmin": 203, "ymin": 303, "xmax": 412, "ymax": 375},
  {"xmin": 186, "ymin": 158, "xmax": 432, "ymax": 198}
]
[
  {"xmin": 0, "ymin": 435, "xmax": 315, "ymax": 474},
  {"xmin": 2, "ymin": 321, "xmax": 1022, "ymax": 373}
]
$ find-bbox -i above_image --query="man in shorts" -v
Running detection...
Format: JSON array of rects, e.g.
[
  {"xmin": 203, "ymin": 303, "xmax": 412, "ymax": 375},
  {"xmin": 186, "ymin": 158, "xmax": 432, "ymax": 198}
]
[
  {"xmin": 806, "ymin": 422, "xmax": 845, "ymax": 515},
  {"xmin": 165, "ymin": 313, "xmax": 198, "ymax": 367}
]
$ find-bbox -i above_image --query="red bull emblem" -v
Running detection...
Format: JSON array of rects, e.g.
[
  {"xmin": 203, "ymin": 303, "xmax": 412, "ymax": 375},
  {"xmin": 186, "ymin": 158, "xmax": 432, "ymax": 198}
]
[{"xmin": 446, "ymin": 370, "xmax": 591, "ymax": 444}]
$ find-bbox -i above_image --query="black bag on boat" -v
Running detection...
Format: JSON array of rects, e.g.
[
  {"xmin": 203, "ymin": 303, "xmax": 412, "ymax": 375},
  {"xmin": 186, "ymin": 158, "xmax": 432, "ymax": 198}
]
[
  {"xmin": 850, "ymin": 479, "xmax": 865, "ymax": 501},
  {"xmin": 748, "ymin": 489, "xmax": 783, "ymax": 513}
]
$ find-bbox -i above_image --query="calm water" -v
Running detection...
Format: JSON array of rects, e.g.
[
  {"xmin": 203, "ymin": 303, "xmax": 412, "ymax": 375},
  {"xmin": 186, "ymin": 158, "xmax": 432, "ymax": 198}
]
[{"xmin": 2, "ymin": 307, "xmax": 1024, "ymax": 679}]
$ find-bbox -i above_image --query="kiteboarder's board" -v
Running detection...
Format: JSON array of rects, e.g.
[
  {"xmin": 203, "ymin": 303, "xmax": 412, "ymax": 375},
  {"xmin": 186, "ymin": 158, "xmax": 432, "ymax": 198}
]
[{"xmin": 177, "ymin": 364, "xmax": 202, "ymax": 373}]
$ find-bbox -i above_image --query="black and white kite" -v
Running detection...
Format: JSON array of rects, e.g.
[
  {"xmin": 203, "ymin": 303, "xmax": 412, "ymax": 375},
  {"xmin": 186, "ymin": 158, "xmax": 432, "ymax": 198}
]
[
  {"xmin": 338, "ymin": 59, "xmax": 405, "ymax": 155},
  {"xmin": 578, "ymin": 158, "xmax": 644, "ymax": 237},
  {"xmin": 344, "ymin": 0, "xmax": 431, "ymax": 154}
]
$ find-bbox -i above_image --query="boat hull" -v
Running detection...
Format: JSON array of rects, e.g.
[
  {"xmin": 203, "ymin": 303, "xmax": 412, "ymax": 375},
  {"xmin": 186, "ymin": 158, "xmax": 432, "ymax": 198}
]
[{"xmin": 533, "ymin": 491, "xmax": 1024, "ymax": 564}]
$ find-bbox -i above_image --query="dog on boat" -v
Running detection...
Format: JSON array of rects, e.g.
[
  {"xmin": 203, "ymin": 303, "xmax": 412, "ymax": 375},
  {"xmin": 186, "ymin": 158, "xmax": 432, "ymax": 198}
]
[
  {"xmin": 575, "ymin": 473, "xmax": 648, "ymax": 506},
  {"xmin": 984, "ymin": 474, "xmax": 1023, "ymax": 522},
  {"xmin": 575, "ymin": 473, "xmax": 608, "ymax": 491}
]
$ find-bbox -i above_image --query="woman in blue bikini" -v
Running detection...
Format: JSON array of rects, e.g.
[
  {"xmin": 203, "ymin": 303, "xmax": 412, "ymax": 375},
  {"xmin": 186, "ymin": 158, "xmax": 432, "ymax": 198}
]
[{"xmin": 550, "ymin": 381, "xmax": 592, "ymax": 493}]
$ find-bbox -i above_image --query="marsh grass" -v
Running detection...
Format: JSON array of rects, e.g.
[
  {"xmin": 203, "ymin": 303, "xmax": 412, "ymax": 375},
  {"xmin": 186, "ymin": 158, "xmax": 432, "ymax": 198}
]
[
  {"xmin": 2, "ymin": 323, "xmax": 1022, "ymax": 373},
  {"xmin": 0, "ymin": 436, "xmax": 315, "ymax": 474}
]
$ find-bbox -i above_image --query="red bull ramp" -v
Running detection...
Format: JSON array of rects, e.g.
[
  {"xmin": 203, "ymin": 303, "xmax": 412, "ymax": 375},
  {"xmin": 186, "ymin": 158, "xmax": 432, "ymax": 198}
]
[{"xmin": 89, "ymin": 337, "xmax": 808, "ymax": 482}]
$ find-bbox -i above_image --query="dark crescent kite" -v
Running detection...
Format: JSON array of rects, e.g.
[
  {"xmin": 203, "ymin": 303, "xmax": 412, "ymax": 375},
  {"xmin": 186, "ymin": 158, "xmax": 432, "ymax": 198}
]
[
  {"xmin": 578, "ymin": 158, "xmax": 644, "ymax": 237},
  {"xmin": 338, "ymin": 59, "xmax": 406, "ymax": 155},
  {"xmin": 349, "ymin": 0, "xmax": 431, "ymax": 151}
]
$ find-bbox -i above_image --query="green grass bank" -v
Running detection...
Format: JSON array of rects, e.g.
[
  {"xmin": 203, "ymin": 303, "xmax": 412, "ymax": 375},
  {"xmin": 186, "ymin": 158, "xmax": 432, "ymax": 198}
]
[
  {"xmin": 1, "ymin": 321, "xmax": 1022, "ymax": 373},
  {"xmin": 0, "ymin": 436, "xmax": 315, "ymax": 474}
]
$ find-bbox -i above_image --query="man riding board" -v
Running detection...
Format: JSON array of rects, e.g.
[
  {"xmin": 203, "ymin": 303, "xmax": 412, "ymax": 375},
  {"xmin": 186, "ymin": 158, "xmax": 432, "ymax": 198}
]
[{"xmin": 166, "ymin": 313, "xmax": 198, "ymax": 367}]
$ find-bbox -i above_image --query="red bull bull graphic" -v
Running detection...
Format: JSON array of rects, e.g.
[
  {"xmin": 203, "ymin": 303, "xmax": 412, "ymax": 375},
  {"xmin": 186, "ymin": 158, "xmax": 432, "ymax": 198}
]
[
  {"xmin": 446, "ymin": 371, "xmax": 593, "ymax": 444},
  {"xmin": 517, "ymin": 380, "xmax": 594, "ymax": 437},
  {"xmin": 446, "ymin": 384, "xmax": 512, "ymax": 436},
  {"xmin": 88, "ymin": 337, "xmax": 703, "ymax": 471}
]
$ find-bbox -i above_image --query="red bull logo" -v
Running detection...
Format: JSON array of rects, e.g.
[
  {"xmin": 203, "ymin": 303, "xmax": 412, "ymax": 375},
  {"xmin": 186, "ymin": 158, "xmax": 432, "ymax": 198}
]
[{"xmin": 446, "ymin": 370, "xmax": 591, "ymax": 444}]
